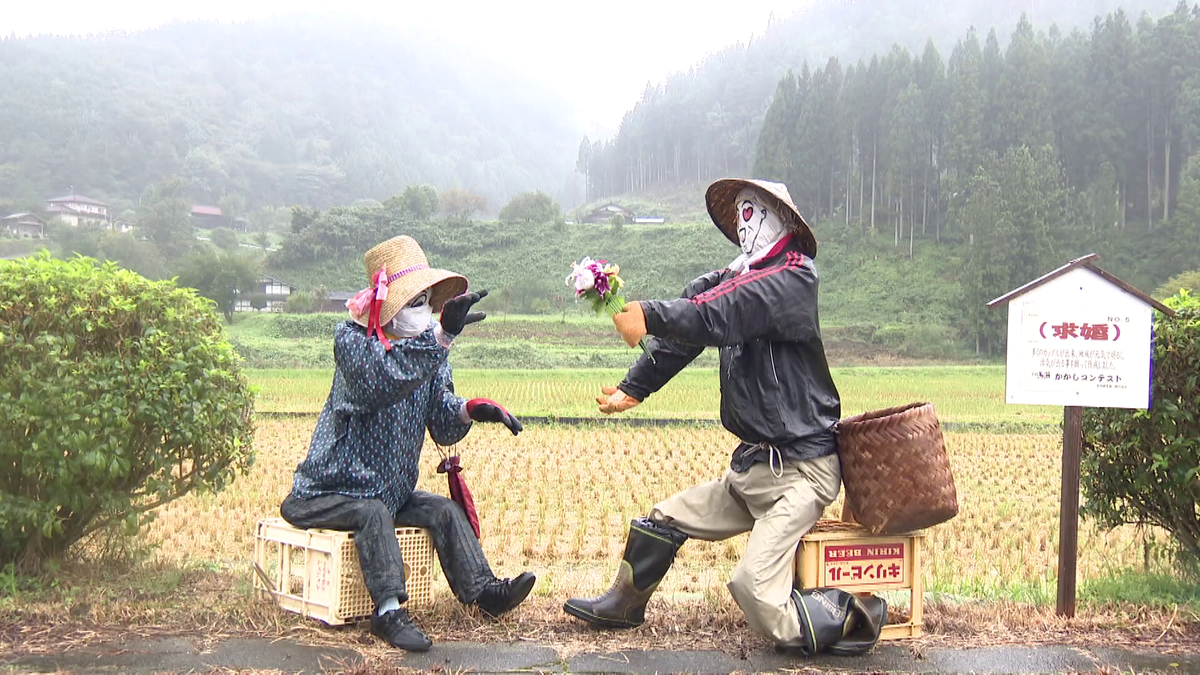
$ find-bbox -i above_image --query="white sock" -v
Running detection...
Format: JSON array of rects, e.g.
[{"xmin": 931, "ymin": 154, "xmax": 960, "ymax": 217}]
[{"xmin": 377, "ymin": 596, "xmax": 400, "ymax": 616}]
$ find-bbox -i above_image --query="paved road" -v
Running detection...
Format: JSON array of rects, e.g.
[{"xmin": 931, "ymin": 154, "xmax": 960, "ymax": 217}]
[{"xmin": 4, "ymin": 636, "xmax": 1198, "ymax": 673}]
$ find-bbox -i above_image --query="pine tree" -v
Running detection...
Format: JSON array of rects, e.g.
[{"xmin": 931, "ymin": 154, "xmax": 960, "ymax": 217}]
[
  {"xmin": 917, "ymin": 40, "xmax": 948, "ymax": 240},
  {"xmin": 995, "ymin": 14, "xmax": 1054, "ymax": 151},
  {"xmin": 754, "ymin": 71, "xmax": 799, "ymax": 181},
  {"xmin": 981, "ymin": 29, "xmax": 1005, "ymax": 153},
  {"xmin": 946, "ymin": 30, "xmax": 986, "ymax": 189}
]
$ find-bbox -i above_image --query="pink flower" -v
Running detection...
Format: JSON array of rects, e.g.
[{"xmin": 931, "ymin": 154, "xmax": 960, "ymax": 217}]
[{"xmin": 591, "ymin": 264, "xmax": 611, "ymax": 296}]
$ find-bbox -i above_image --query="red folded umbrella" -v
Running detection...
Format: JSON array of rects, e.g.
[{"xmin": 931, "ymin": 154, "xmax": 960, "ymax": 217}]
[{"xmin": 437, "ymin": 455, "xmax": 480, "ymax": 539}]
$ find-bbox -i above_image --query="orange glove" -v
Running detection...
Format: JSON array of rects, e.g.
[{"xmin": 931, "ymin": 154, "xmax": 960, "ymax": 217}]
[
  {"xmin": 596, "ymin": 386, "xmax": 640, "ymax": 414},
  {"xmin": 612, "ymin": 301, "xmax": 647, "ymax": 348}
]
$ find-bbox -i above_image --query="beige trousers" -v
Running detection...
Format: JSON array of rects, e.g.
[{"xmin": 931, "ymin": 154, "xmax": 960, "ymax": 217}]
[{"xmin": 648, "ymin": 452, "xmax": 842, "ymax": 648}]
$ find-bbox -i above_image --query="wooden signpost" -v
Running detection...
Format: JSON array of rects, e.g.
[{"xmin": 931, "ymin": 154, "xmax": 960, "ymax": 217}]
[{"xmin": 988, "ymin": 254, "xmax": 1174, "ymax": 617}]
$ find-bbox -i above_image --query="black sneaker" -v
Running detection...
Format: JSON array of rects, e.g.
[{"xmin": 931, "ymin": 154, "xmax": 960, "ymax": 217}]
[
  {"xmin": 475, "ymin": 572, "xmax": 536, "ymax": 618},
  {"xmin": 370, "ymin": 608, "xmax": 432, "ymax": 652}
]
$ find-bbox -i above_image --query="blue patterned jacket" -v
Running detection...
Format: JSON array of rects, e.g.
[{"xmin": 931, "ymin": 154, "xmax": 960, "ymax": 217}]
[{"xmin": 289, "ymin": 321, "xmax": 471, "ymax": 512}]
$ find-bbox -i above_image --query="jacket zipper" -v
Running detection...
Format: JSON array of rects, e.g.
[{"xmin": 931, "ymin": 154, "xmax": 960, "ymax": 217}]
[{"xmin": 769, "ymin": 343, "xmax": 780, "ymax": 386}]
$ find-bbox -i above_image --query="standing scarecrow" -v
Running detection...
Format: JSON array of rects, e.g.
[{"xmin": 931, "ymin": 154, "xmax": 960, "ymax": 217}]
[
  {"xmin": 563, "ymin": 179, "xmax": 844, "ymax": 650},
  {"xmin": 281, "ymin": 235, "xmax": 535, "ymax": 652}
]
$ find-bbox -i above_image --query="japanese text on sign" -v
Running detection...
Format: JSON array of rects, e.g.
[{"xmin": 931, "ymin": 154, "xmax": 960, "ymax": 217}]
[
  {"xmin": 1045, "ymin": 322, "xmax": 1117, "ymax": 341},
  {"xmin": 1004, "ymin": 268, "xmax": 1153, "ymax": 409},
  {"xmin": 822, "ymin": 542, "xmax": 906, "ymax": 588}
]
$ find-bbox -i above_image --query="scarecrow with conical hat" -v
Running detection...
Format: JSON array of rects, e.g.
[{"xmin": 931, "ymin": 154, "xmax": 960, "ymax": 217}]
[
  {"xmin": 564, "ymin": 179, "xmax": 868, "ymax": 651},
  {"xmin": 282, "ymin": 235, "xmax": 535, "ymax": 652}
]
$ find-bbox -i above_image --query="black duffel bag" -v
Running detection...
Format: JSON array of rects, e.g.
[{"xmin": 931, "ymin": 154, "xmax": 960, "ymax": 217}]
[{"xmin": 790, "ymin": 587, "xmax": 888, "ymax": 656}]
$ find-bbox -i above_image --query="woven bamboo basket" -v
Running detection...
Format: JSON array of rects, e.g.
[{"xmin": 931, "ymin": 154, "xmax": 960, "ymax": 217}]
[{"xmin": 836, "ymin": 402, "xmax": 958, "ymax": 534}]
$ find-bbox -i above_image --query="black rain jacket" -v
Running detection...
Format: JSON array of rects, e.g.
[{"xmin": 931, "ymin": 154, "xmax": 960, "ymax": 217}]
[{"xmin": 618, "ymin": 237, "xmax": 841, "ymax": 470}]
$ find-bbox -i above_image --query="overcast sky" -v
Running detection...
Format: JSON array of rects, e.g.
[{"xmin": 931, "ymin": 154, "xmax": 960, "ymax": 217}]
[{"xmin": 4, "ymin": 0, "xmax": 814, "ymax": 136}]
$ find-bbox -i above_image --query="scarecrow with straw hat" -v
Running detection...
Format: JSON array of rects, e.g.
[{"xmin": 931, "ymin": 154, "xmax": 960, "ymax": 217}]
[
  {"xmin": 281, "ymin": 235, "xmax": 535, "ymax": 652},
  {"xmin": 564, "ymin": 179, "xmax": 851, "ymax": 651}
]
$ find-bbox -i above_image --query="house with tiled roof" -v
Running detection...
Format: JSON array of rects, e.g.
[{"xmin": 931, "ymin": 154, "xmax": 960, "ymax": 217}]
[
  {"xmin": 2, "ymin": 212, "xmax": 45, "ymax": 238},
  {"xmin": 45, "ymin": 194, "xmax": 110, "ymax": 227},
  {"xmin": 234, "ymin": 275, "xmax": 296, "ymax": 312},
  {"xmin": 191, "ymin": 205, "xmax": 224, "ymax": 228}
]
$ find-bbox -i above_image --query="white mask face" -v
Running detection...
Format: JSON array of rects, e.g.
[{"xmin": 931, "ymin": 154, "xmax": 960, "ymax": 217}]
[
  {"xmin": 735, "ymin": 188, "xmax": 788, "ymax": 257},
  {"xmin": 387, "ymin": 291, "xmax": 432, "ymax": 338}
]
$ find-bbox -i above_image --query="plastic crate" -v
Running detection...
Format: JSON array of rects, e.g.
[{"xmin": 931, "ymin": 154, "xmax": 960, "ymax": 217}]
[
  {"xmin": 253, "ymin": 517, "xmax": 435, "ymax": 625},
  {"xmin": 794, "ymin": 520, "xmax": 925, "ymax": 640}
]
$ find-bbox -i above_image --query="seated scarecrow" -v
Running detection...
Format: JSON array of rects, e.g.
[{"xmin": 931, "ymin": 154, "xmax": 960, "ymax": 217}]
[
  {"xmin": 564, "ymin": 179, "xmax": 883, "ymax": 653},
  {"xmin": 281, "ymin": 235, "xmax": 535, "ymax": 652}
]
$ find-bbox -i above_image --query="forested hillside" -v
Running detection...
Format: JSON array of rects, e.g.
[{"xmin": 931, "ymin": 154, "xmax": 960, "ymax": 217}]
[
  {"xmin": 578, "ymin": 2, "xmax": 1200, "ymax": 353},
  {"xmin": 751, "ymin": 5, "xmax": 1200, "ymax": 351},
  {"xmin": 0, "ymin": 16, "xmax": 580, "ymax": 212},
  {"xmin": 579, "ymin": 0, "xmax": 1179, "ymax": 198},
  {"xmin": 268, "ymin": 198, "xmax": 966, "ymax": 357},
  {"xmin": 12, "ymin": 2, "xmax": 1199, "ymax": 359}
]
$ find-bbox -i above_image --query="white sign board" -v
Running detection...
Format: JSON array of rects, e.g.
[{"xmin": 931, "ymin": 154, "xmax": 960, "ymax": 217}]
[{"xmin": 1005, "ymin": 267, "xmax": 1154, "ymax": 409}]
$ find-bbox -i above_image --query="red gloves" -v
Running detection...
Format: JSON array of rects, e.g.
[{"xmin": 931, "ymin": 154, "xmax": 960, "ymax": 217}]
[{"xmin": 465, "ymin": 398, "xmax": 523, "ymax": 435}]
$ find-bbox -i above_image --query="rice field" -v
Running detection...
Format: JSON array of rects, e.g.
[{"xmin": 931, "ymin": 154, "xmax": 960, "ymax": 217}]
[
  {"xmin": 141, "ymin": 383, "xmax": 1171, "ymax": 608},
  {"xmin": 248, "ymin": 366, "xmax": 1060, "ymax": 428}
]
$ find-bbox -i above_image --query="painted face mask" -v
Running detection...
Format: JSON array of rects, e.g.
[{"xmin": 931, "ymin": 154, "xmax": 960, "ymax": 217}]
[
  {"xmin": 386, "ymin": 290, "xmax": 432, "ymax": 338},
  {"xmin": 735, "ymin": 187, "xmax": 788, "ymax": 258}
]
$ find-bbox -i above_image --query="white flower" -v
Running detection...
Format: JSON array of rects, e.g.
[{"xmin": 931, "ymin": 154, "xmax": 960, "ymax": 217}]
[{"xmin": 566, "ymin": 258, "xmax": 596, "ymax": 293}]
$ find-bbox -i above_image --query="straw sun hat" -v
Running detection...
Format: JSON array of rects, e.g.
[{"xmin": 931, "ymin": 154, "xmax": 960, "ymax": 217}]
[
  {"xmin": 705, "ymin": 178, "xmax": 817, "ymax": 259},
  {"xmin": 346, "ymin": 235, "xmax": 467, "ymax": 330}
]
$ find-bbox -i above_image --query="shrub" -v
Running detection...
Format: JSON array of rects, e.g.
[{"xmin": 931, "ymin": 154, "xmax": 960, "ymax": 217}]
[
  {"xmin": 498, "ymin": 191, "xmax": 561, "ymax": 224},
  {"xmin": 1154, "ymin": 270, "xmax": 1200, "ymax": 300},
  {"xmin": 453, "ymin": 342, "xmax": 554, "ymax": 369},
  {"xmin": 311, "ymin": 284, "xmax": 329, "ymax": 308},
  {"xmin": 211, "ymin": 227, "xmax": 240, "ymax": 251},
  {"xmin": 284, "ymin": 290, "xmax": 317, "ymax": 313},
  {"xmin": 0, "ymin": 239, "xmax": 38, "ymax": 258},
  {"xmin": 249, "ymin": 293, "xmax": 269, "ymax": 311},
  {"xmin": 176, "ymin": 250, "xmax": 260, "ymax": 322},
  {"xmin": 871, "ymin": 324, "xmax": 960, "ymax": 360},
  {"xmin": 227, "ymin": 335, "xmax": 335, "ymax": 369},
  {"xmin": 273, "ymin": 313, "xmax": 346, "ymax": 339},
  {"xmin": 0, "ymin": 253, "xmax": 255, "ymax": 568},
  {"xmin": 398, "ymin": 184, "xmax": 439, "ymax": 220},
  {"xmin": 1082, "ymin": 291, "xmax": 1200, "ymax": 574}
]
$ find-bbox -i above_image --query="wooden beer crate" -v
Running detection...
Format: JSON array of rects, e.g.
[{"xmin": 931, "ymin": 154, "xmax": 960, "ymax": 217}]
[
  {"xmin": 794, "ymin": 520, "xmax": 926, "ymax": 640},
  {"xmin": 253, "ymin": 518, "xmax": 435, "ymax": 626}
]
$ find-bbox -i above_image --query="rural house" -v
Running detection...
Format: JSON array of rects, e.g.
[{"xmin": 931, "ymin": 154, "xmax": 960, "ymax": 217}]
[
  {"xmin": 581, "ymin": 204, "xmax": 634, "ymax": 224},
  {"xmin": 580, "ymin": 204, "xmax": 665, "ymax": 225},
  {"xmin": 191, "ymin": 205, "xmax": 224, "ymax": 228},
  {"xmin": 2, "ymin": 212, "xmax": 45, "ymax": 238},
  {"xmin": 234, "ymin": 274, "xmax": 296, "ymax": 312},
  {"xmin": 318, "ymin": 291, "xmax": 359, "ymax": 313},
  {"xmin": 45, "ymin": 194, "xmax": 110, "ymax": 227}
]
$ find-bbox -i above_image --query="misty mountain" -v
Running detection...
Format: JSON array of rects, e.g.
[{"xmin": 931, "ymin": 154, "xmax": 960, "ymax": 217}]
[
  {"xmin": 0, "ymin": 16, "xmax": 581, "ymax": 212},
  {"xmin": 581, "ymin": 0, "xmax": 1182, "ymax": 198}
]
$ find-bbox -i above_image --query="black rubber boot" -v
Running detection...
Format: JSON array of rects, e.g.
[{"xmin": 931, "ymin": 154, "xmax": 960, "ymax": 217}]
[{"xmin": 563, "ymin": 517, "xmax": 688, "ymax": 628}]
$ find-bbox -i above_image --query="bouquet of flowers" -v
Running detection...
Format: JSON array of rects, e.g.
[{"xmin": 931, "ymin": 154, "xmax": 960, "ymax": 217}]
[{"xmin": 566, "ymin": 257, "xmax": 653, "ymax": 361}]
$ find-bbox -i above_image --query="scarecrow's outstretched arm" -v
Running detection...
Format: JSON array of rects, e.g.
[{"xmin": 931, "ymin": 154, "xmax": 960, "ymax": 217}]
[
  {"xmin": 335, "ymin": 323, "xmax": 448, "ymax": 411},
  {"xmin": 427, "ymin": 360, "xmax": 471, "ymax": 446},
  {"xmin": 618, "ymin": 270, "xmax": 723, "ymax": 401}
]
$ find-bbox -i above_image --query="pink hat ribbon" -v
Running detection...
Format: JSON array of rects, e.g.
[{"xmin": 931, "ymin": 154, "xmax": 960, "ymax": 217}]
[{"xmin": 344, "ymin": 263, "xmax": 432, "ymax": 351}]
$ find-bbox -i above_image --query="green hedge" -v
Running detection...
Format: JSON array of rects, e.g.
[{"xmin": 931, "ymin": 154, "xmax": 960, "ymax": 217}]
[
  {"xmin": 273, "ymin": 313, "xmax": 347, "ymax": 340},
  {"xmin": 0, "ymin": 254, "xmax": 255, "ymax": 567}
]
